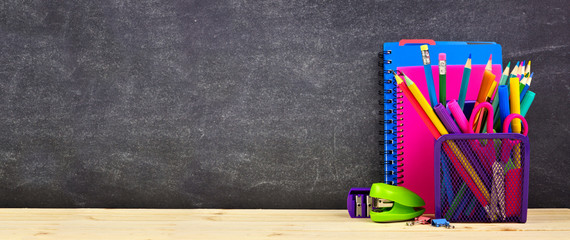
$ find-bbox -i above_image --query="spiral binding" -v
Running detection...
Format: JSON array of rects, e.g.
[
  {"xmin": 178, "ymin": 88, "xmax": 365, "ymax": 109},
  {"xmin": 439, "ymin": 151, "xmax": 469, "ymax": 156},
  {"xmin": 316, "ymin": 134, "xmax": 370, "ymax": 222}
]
[{"xmin": 378, "ymin": 47, "xmax": 404, "ymax": 185}]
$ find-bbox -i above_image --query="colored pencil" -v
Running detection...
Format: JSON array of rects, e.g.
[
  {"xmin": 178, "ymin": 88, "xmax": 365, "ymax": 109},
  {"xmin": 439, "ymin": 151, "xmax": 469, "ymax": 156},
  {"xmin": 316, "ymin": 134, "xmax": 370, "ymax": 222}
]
[
  {"xmin": 472, "ymin": 70, "xmax": 496, "ymax": 132},
  {"xmin": 439, "ymin": 53, "xmax": 447, "ymax": 105},
  {"xmin": 458, "ymin": 54, "xmax": 472, "ymax": 110},
  {"xmin": 510, "ymin": 61, "xmax": 519, "ymax": 78},
  {"xmin": 485, "ymin": 54, "xmax": 493, "ymax": 71},
  {"xmin": 477, "ymin": 81, "xmax": 497, "ymax": 132},
  {"xmin": 520, "ymin": 90, "xmax": 535, "ymax": 117},
  {"xmin": 420, "ymin": 45, "xmax": 438, "ymax": 107}
]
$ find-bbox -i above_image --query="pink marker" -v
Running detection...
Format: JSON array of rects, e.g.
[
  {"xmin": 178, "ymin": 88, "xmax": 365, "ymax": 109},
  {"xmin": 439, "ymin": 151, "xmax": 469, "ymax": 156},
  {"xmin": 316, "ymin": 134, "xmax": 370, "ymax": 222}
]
[{"xmin": 447, "ymin": 100, "xmax": 470, "ymax": 133}]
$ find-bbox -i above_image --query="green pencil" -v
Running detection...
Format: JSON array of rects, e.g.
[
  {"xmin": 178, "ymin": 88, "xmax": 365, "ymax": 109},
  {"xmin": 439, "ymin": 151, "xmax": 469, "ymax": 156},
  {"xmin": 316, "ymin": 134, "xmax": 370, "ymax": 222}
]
[
  {"xmin": 458, "ymin": 54, "xmax": 472, "ymax": 110},
  {"xmin": 439, "ymin": 53, "xmax": 447, "ymax": 105}
]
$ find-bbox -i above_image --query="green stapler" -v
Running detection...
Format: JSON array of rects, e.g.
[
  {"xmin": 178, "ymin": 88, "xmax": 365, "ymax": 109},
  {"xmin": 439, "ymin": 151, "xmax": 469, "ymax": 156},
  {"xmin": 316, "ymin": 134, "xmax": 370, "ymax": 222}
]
[{"xmin": 369, "ymin": 183, "xmax": 426, "ymax": 222}]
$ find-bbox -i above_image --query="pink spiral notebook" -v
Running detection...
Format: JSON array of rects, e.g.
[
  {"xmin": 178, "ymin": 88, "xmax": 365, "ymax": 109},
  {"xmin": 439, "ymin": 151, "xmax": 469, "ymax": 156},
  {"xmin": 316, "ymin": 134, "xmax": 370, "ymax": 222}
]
[{"xmin": 396, "ymin": 64, "xmax": 502, "ymax": 214}]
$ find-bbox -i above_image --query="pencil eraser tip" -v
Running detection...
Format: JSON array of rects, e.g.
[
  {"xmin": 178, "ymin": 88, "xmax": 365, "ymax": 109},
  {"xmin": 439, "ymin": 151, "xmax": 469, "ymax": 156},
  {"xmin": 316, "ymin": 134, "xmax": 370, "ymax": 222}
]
[
  {"xmin": 420, "ymin": 45, "xmax": 428, "ymax": 50},
  {"xmin": 439, "ymin": 53, "xmax": 446, "ymax": 60}
]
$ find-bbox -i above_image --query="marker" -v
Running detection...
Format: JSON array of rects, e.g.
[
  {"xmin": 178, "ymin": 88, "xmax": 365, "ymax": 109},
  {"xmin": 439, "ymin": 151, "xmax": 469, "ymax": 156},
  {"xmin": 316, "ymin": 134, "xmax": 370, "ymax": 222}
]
[
  {"xmin": 439, "ymin": 53, "xmax": 447, "ymax": 105},
  {"xmin": 420, "ymin": 45, "xmax": 438, "ymax": 107},
  {"xmin": 499, "ymin": 85, "xmax": 511, "ymax": 132}
]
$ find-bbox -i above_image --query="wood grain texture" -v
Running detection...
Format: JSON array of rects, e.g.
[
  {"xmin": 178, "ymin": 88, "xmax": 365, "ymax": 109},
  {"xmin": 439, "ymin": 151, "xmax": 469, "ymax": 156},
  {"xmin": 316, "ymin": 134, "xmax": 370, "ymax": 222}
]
[{"xmin": 0, "ymin": 208, "xmax": 567, "ymax": 239}]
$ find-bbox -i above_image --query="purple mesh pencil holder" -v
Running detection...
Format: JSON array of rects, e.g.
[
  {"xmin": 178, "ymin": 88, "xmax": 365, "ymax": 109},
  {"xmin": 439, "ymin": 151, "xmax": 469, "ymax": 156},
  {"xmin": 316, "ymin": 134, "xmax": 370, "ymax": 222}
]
[{"xmin": 434, "ymin": 133, "xmax": 530, "ymax": 223}]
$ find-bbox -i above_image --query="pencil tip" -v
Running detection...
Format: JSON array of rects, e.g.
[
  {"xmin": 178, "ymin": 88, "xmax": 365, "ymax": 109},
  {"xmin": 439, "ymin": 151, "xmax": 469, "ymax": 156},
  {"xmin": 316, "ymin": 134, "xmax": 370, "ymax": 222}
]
[{"xmin": 468, "ymin": 53, "xmax": 472, "ymax": 59}]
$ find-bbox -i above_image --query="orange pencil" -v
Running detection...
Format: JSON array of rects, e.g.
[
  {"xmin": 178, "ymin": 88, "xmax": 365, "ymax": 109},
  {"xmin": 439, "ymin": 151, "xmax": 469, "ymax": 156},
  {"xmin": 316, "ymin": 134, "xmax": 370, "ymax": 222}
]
[
  {"xmin": 472, "ymin": 55, "xmax": 496, "ymax": 131},
  {"xmin": 475, "ymin": 81, "xmax": 497, "ymax": 132}
]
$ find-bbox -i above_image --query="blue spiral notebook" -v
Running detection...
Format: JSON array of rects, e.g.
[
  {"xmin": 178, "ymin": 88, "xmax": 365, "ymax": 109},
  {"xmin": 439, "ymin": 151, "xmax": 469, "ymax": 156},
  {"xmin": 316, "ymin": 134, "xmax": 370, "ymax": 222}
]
[{"xmin": 379, "ymin": 39, "xmax": 502, "ymax": 213}]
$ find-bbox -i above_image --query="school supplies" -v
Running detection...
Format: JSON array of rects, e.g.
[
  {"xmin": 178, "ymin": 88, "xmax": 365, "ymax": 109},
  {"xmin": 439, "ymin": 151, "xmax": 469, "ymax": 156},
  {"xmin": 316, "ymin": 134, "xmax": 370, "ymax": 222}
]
[
  {"xmin": 520, "ymin": 91, "xmax": 535, "ymax": 117},
  {"xmin": 509, "ymin": 78, "xmax": 522, "ymax": 133},
  {"xmin": 369, "ymin": 183, "xmax": 426, "ymax": 222},
  {"xmin": 458, "ymin": 54, "xmax": 472, "ymax": 110},
  {"xmin": 498, "ymin": 85, "xmax": 511, "ymax": 132},
  {"xmin": 347, "ymin": 183, "xmax": 426, "ymax": 222},
  {"xmin": 434, "ymin": 103, "xmax": 460, "ymax": 134},
  {"xmin": 380, "ymin": 40, "xmax": 502, "ymax": 214},
  {"xmin": 434, "ymin": 114, "xmax": 530, "ymax": 222},
  {"xmin": 421, "ymin": 45, "xmax": 438, "ymax": 107},
  {"xmin": 489, "ymin": 63, "xmax": 511, "ymax": 133},
  {"xmin": 519, "ymin": 72, "xmax": 533, "ymax": 101},
  {"xmin": 448, "ymin": 100, "xmax": 470, "ymax": 133},
  {"xmin": 439, "ymin": 53, "xmax": 447, "ymax": 105}
]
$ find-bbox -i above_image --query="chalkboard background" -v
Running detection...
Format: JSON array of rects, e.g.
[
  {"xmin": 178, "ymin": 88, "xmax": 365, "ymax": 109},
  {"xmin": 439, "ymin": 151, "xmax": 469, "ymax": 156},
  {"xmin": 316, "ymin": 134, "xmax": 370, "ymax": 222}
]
[{"xmin": 0, "ymin": 0, "xmax": 567, "ymax": 208}]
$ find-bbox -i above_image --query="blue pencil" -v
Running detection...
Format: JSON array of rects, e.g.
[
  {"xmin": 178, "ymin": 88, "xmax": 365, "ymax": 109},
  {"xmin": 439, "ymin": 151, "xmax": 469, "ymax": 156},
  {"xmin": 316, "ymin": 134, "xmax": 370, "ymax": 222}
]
[
  {"xmin": 420, "ymin": 45, "xmax": 438, "ymax": 107},
  {"xmin": 520, "ymin": 72, "xmax": 533, "ymax": 102}
]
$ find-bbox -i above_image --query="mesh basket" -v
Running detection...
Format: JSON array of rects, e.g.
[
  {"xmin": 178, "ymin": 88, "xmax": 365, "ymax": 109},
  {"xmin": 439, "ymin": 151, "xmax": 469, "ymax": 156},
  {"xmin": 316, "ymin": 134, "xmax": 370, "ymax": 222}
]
[{"xmin": 434, "ymin": 133, "xmax": 529, "ymax": 223}]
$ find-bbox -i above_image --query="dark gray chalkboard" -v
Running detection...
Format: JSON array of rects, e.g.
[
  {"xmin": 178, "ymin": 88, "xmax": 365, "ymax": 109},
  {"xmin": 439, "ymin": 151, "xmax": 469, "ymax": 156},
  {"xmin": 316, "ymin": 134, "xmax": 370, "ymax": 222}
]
[{"xmin": 0, "ymin": 0, "xmax": 567, "ymax": 208}]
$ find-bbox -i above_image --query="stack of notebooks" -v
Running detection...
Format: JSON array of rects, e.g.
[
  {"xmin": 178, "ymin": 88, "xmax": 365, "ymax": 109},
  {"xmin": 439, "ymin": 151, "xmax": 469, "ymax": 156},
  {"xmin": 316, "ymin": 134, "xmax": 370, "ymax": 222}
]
[{"xmin": 379, "ymin": 40, "xmax": 502, "ymax": 214}]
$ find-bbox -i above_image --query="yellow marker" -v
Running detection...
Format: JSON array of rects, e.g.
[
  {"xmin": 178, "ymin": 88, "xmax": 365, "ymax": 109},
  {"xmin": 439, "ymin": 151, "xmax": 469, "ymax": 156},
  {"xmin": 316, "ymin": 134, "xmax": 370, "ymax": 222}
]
[
  {"xmin": 402, "ymin": 74, "xmax": 449, "ymax": 136},
  {"xmin": 486, "ymin": 81, "xmax": 497, "ymax": 102},
  {"xmin": 509, "ymin": 77, "xmax": 522, "ymax": 133}
]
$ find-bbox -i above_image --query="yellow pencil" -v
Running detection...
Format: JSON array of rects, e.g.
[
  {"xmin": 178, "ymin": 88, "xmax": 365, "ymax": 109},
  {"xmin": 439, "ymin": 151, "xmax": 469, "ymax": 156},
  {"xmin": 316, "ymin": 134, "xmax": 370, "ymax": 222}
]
[
  {"xmin": 403, "ymin": 74, "xmax": 449, "ymax": 136},
  {"xmin": 510, "ymin": 61, "xmax": 519, "ymax": 76},
  {"xmin": 485, "ymin": 55, "xmax": 493, "ymax": 72},
  {"xmin": 509, "ymin": 77, "xmax": 522, "ymax": 133},
  {"xmin": 525, "ymin": 61, "xmax": 531, "ymax": 76}
]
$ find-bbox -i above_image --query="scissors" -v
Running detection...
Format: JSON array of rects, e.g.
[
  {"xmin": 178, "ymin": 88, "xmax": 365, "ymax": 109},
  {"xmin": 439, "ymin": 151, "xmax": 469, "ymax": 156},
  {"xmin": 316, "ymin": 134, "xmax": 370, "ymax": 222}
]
[{"xmin": 467, "ymin": 102, "xmax": 528, "ymax": 220}]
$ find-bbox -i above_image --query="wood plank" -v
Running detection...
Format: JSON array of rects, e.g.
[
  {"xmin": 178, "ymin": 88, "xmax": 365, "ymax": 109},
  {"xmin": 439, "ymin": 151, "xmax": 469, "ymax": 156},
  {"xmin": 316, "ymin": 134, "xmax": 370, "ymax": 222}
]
[{"xmin": 0, "ymin": 209, "xmax": 567, "ymax": 239}]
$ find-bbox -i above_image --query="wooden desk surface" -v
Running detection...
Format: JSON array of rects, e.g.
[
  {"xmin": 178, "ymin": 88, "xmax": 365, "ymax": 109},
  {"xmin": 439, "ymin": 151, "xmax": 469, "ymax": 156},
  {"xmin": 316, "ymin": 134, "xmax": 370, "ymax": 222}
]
[{"xmin": 0, "ymin": 208, "xmax": 568, "ymax": 239}]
